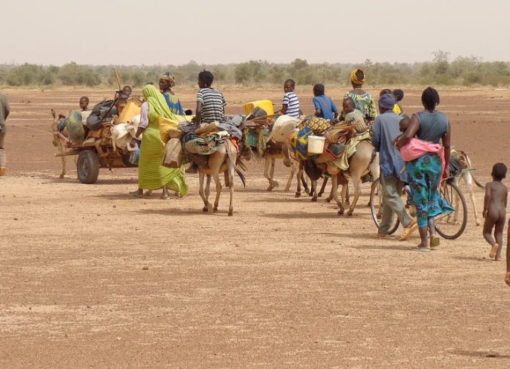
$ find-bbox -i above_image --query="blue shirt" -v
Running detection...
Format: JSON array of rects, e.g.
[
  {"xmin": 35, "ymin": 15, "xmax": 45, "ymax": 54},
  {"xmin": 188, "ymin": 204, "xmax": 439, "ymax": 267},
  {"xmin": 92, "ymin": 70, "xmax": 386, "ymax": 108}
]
[
  {"xmin": 313, "ymin": 95, "xmax": 338, "ymax": 120},
  {"xmin": 371, "ymin": 111, "xmax": 406, "ymax": 181}
]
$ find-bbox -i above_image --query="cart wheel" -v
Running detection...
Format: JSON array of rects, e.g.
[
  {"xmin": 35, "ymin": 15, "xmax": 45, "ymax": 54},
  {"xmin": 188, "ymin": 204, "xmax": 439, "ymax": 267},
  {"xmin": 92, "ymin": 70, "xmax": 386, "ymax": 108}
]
[{"xmin": 77, "ymin": 150, "xmax": 100, "ymax": 184}]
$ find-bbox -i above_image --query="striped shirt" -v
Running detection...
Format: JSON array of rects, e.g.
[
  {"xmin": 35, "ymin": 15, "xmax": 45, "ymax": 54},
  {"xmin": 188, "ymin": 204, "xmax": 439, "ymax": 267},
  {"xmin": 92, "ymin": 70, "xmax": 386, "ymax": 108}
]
[
  {"xmin": 197, "ymin": 88, "xmax": 226, "ymax": 123},
  {"xmin": 282, "ymin": 91, "xmax": 300, "ymax": 118}
]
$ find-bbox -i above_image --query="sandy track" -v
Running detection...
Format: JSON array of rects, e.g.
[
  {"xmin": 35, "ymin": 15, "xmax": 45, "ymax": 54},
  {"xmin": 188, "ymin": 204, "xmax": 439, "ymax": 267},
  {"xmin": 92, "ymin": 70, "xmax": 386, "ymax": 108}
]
[{"xmin": 1, "ymin": 88, "xmax": 509, "ymax": 368}]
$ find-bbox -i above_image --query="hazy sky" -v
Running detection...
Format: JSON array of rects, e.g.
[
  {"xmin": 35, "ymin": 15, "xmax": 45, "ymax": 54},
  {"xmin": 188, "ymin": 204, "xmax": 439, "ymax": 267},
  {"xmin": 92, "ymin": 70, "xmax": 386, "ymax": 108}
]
[{"xmin": 2, "ymin": 0, "xmax": 509, "ymax": 65}]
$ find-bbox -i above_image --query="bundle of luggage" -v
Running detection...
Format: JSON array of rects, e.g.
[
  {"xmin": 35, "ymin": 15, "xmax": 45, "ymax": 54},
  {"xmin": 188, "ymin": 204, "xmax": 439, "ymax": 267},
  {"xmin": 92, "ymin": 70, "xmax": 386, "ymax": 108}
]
[
  {"xmin": 162, "ymin": 115, "xmax": 245, "ymax": 169},
  {"xmin": 286, "ymin": 112, "xmax": 371, "ymax": 175}
]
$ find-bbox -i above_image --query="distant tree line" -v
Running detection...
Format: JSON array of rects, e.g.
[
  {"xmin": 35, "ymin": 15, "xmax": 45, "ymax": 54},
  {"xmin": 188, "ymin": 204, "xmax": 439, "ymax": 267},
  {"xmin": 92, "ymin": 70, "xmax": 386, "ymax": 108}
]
[{"xmin": 1, "ymin": 52, "xmax": 509, "ymax": 88}]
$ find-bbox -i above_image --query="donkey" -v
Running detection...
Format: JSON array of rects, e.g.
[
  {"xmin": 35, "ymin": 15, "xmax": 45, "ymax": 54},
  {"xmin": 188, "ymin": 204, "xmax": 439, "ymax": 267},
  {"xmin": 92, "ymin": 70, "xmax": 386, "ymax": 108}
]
[
  {"xmin": 450, "ymin": 149, "xmax": 484, "ymax": 226},
  {"xmin": 192, "ymin": 139, "xmax": 245, "ymax": 216},
  {"xmin": 50, "ymin": 109, "xmax": 71, "ymax": 179},
  {"xmin": 263, "ymin": 141, "xmax": 298, "ymax": 192}
]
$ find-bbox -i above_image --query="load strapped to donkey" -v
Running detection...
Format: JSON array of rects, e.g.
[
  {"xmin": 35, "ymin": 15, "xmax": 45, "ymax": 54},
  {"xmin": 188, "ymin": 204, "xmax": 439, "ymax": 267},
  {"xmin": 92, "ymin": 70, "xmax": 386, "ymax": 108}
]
[
  {"xmin": 267, "ymin": 111, "xmax": 379, "ymax": 216},
  {"xmin": 51, "ymin": 73, "xmax": 142, "ymax": 184}
]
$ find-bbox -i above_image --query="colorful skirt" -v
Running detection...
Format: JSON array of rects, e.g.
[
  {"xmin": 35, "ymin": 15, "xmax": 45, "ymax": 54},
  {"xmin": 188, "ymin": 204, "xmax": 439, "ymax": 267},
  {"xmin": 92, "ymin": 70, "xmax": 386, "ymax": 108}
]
[{"xmin": 406, "ymin": 153, "xmax": 453, "ymax": 227}]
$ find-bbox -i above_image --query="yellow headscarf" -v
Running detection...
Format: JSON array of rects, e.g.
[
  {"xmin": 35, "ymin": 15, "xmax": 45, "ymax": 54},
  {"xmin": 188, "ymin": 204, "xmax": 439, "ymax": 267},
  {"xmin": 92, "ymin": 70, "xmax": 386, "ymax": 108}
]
[
  {"xmin": 350, "ymin": 69, "xmax": 365, "ymax": 85},
  {"xmin": 142, "ymin": 84, "xmax": 177, "ymax": 121},
  {"xmin": 159, "ymin": 73, "xmax": 176, "ymax": 88}
]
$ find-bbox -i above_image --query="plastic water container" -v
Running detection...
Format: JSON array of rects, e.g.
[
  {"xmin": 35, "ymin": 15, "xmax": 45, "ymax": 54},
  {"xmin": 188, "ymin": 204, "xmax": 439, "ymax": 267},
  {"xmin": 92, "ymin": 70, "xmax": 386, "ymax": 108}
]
[
  {"xmin": 244, "ymin": 100, "xmax": 275, "ymax": 116},
  {"xmin": 308, "ymin": 135, "xmax": 326, "ymax": 154},
  {"xmin": 118, "ymin": 100, "xmax": 141, "ymax": 123}
]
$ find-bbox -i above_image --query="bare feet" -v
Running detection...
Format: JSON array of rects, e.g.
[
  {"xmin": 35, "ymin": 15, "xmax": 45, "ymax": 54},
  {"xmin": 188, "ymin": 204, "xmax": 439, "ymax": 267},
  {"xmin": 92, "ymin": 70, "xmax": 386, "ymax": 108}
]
[
  {"xmin": 489, "ymin": 243, "xmax": 499, "ymax": 260},
  {"xmin": 505, "ymin": 272, "xmax": 510, "ymax": 286}
]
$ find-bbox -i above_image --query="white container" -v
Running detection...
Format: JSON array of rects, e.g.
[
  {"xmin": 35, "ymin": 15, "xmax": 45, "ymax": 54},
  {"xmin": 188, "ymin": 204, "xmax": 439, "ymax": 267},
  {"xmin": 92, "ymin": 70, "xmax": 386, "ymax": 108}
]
[{"xmin": 308, "ymin": 135, "xmax": 326, "ymax": 154}]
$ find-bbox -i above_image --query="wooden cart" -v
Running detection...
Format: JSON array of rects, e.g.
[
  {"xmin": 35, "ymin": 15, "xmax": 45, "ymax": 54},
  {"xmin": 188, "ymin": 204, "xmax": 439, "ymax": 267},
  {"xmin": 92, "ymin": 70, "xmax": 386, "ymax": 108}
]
[{"xmin": 54, "ymin": 120, "xmax": 137, "ymax": 184}]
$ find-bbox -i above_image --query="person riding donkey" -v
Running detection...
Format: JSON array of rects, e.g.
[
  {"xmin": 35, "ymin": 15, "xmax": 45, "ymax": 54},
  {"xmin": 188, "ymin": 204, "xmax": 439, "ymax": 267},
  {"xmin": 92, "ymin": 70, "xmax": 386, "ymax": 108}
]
[{"xmin": 343, "ymin": 69, "xmax": 377, "ymax": 124}]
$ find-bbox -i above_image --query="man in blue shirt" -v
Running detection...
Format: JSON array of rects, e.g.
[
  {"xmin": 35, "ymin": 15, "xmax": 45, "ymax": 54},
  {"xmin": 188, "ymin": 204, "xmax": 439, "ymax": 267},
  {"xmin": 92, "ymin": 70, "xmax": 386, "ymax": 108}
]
[
  {"xmin": 372, "ymin": 94, "xmax": 416, "ymax": 240},
  {"xmin": 312, "ymin": 84, "xmax": 338, "ymax": 120}
]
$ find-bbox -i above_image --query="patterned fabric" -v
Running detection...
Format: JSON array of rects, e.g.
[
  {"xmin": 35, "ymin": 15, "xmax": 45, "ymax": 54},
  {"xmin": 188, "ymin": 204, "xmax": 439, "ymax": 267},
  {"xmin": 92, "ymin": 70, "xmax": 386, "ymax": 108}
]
[
  {"xmin": 297, "ymin": 117, "xmax": 332, "ymax": 135},
  {"xmin": 197, "ymin": 88, "xmax": 226, "ymax": 123},
  {"xmin": 160, "ymin": 73, "xmax": 176, "ymax": 87},
  {"xmin": 350, "ymin": 69, "xmax": 365, "ymax": 84},
  {"xmin": 184, "ymin": 134, "xmax": 224, "ymax": 155},
  {"xmin": 138, "ymin": 85, "xmax": 188, "ymax": 194},
  {"xmin": 163, "ymin": 91, "xmax": 185, "ymax": 115},
  {"xmin": 292, "ymin": 127, "xmax": 313, "ymax": 160},
  {"xmin": 406, "ymin": 153, "xmax": 454, "ymax": 228},
  {"xmin": 282, "ymin": 91, "xmax": 301, "ymax": 118},
  {"xmin": 344, "ymin": 91, "xmax": 377, "ymax": 122},
  {"xmin": 332, "ymin": 131, "xmax": 371, "ymax": 172}
]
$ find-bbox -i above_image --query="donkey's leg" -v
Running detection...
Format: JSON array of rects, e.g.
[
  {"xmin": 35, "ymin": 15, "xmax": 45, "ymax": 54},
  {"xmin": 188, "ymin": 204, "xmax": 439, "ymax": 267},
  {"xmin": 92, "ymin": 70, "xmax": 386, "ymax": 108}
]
[
  {"xmin": 284, "ymin": 161, "xmax": 296, "ymax": 192},
  {"xmin": 318, "ymin": 176, "xmax": 328, "ymax": 198},
  {"xmin": 228, "ymin": 161, "xmax": 235, "ymax": 216},
  {"xmin": 296, "ymin": 162, "xmax": 303, "ymax": 198},
  {"xmin": 347, "ymin": 177, "xmax": 362, "ymax": 216},
  {"xmin": 302, "ymin": 172, "xmax": 311, "ymax": 195},
  {"xmin": 205, "ymin": 174, "xmax": 213, "ymax": 212},
  {"xmin": 264, "ymin": 156, "xmax": 273, "ymax": 191},
  {"xmin": 311, "ymin": 180, "xmax": 318, "ymax": 202},
  {"xmin": 213, "ymin": 171, "xmax": 222, "ymax": 212},
  {"xmin": 58, "ymin": 140, "xmax": 66, "ymax": 178},
  {"xmin": 199, "ymin": 172, "xmax": 209, "ymax": 212},
  {"xmin": 269, "ymin": 158, "xmax": 278, "ymax": 190},
  {"xmin": 331, "ymin": 175, "xmax": 343, "ymax": 215},
  {"xmin": 464, "ymin": 172, "xmax": 480, "ymax": 226},
  {"xmin": 337, "ymin": 184, "xmax": 347, "ymax": 215}
]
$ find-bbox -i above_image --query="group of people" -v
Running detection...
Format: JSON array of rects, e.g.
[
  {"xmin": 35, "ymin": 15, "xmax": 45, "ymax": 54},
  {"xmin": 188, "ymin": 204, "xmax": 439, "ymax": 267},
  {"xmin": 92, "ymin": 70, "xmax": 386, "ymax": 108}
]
[{"xmin": 1, "ymin": 67, "xmax": 509, "ymax": 285}]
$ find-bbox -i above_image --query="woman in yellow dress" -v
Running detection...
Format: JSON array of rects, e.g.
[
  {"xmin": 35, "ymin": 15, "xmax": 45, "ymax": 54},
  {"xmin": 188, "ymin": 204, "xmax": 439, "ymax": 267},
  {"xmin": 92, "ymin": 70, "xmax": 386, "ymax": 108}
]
[{"xmin": 131, "ymin": 84, "xmax": 188, "ymax": 199}]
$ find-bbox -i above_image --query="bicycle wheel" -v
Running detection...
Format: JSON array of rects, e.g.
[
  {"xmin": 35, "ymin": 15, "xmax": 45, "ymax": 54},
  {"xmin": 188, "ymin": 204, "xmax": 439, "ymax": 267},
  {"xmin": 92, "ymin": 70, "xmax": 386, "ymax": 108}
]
[
  {"xmin": 369, "ymin": 178, "xmax": 400, "ymax": 235},
  {"xmin": 434, "ymin": 181, "xmax": 468, "ymax": 239}
]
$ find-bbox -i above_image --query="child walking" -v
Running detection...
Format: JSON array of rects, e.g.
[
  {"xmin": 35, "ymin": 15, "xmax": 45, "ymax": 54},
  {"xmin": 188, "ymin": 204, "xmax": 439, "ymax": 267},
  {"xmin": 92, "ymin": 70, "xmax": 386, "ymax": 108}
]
[{"xmin": 483, "ymin": 163, "xmax": 508, "ymax": 261}]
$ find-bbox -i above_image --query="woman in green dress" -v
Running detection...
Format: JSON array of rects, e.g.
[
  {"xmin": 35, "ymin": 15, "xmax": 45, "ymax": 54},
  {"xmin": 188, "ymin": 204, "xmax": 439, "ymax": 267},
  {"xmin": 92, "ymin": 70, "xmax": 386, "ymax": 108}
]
[
  {"xmin": 130, "ymin": 84, "xmax": 188, "ymax": 199},
  {"xmin": 343, "ymin": 69, "xmax": 377, "ymax": 123}
]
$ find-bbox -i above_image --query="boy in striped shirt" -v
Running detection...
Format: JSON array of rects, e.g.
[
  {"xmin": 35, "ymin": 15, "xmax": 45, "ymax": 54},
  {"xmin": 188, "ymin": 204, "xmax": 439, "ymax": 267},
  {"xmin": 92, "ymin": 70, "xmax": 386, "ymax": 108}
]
[
  {"xmin": 281, "ymin": 79, "xmax": 301, "ymax": 118},
  {"xmin": 195, "ymin": 70, "xmax": 226, "ymax": 124}
]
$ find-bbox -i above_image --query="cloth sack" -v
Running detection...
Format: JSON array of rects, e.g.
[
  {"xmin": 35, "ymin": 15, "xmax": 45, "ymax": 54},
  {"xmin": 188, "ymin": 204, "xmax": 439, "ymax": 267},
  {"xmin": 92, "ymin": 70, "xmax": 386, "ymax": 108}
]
[
  {"xmin": 162, "ymin": 138, "xmax": 183, "ymax": 168},
  {"xmin": 268, "ymin": 115, "xmax": 300, "ymax": 143}
]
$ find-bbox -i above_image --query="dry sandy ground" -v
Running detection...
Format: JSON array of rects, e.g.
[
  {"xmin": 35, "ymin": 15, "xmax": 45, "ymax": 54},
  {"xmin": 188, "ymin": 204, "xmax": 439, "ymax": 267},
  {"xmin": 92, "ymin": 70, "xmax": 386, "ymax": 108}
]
[{"xmin": 1, "ymin": 87, "xmax": 510, "ymax": 368}]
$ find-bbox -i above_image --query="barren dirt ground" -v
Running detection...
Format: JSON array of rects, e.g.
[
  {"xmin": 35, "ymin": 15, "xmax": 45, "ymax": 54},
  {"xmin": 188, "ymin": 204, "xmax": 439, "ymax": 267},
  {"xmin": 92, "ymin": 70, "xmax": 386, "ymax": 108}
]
[{"xmin": 1, "ymin": 87, "xmax": 510, "ymax": 368}]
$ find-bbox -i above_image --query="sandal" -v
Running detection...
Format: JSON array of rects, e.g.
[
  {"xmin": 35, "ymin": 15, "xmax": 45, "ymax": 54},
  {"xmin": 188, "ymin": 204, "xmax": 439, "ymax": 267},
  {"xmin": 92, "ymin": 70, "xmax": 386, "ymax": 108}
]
[
  {"xmin": 129, "ymin": 191, "xmax": 143, "ymax": 198},
  {"xmin": 412, "ymin": 247, "xmax": 431, "ymax": 252}
]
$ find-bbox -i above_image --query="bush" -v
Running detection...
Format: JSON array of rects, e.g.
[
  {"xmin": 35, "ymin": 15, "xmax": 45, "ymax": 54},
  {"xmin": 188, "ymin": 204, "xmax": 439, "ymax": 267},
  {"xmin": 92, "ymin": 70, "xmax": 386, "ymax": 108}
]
[{"xmin": 1, "ymin": 52, "xmax": 510, "ymax": 88}]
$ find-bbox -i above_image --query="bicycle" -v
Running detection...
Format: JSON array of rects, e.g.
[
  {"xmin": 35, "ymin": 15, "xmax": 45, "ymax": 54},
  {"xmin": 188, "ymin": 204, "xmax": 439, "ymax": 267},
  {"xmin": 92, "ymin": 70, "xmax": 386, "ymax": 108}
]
[{"xmin": 369, "ymin": 176, "xmax": 468, "ymax": 239}]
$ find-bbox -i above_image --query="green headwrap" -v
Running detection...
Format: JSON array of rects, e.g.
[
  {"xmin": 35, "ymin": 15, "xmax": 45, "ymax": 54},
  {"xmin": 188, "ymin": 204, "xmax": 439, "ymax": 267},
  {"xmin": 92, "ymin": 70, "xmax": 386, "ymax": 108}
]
[{"xmin": 142, "ymin": 84, "xmax": 177, "ymax": 121}]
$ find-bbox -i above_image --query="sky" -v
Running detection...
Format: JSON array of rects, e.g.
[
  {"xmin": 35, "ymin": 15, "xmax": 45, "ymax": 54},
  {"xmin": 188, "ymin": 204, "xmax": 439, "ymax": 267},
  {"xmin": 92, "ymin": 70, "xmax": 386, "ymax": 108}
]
[{"xmin": 1, "ymin": 0, "xmax": 509, "ymax": 66}]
